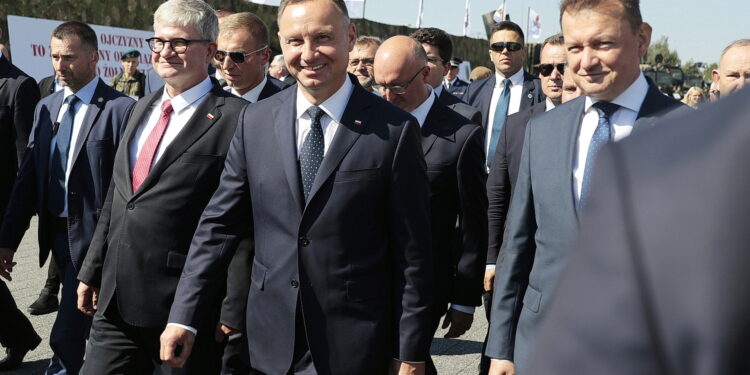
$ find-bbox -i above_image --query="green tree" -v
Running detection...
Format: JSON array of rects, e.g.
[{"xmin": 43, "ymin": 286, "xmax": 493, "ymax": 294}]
[
  {"xmin": 648, "ymin": 36, "xmax": 681, "ymax": 66},
  {"xmin": 703, "ymin": 62, "xmax": 718, "ymax": 82}
]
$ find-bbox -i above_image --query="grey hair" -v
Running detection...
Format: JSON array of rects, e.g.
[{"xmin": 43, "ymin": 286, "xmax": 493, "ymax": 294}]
[
  {"xmin": 271, "ymin": 54, "xmax": 285, "ymax": 67},
  {"xmin": 720, "ymin": 39, "xmax": 750, "ymax": 65},
  {"xmin": 154, "ymin": 0, "xmax": 219, "ymax": 42}
]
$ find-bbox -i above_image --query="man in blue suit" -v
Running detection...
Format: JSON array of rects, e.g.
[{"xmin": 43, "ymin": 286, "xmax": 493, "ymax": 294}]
[
  {"xmin": 461, "ymin": 20, "xmax": 544, "ymax": 167},
  {"xmin": 444, "ymin": 58, "xmax": 469, "ymax": 97},
  {"xmin": 0, "ymin": 21, "xmax": 134, "ymax": 375},
  {"xmin": 486, "ymin": 1, "xmax": 683, "ymax": 374},
  {"xmin": 160, "ymin": 1, "xmax": 434, "ymax": 374}
]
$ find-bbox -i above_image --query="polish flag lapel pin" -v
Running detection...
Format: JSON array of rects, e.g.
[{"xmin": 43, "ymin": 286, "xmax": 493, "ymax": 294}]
[{"xmin": 206, "ymin": 113, "xmax": 215, "ymax": 120}]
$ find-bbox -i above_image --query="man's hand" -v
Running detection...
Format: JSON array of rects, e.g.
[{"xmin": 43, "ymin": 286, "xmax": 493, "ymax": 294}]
[
  {"xmin": 441, "ymin": 309, "xmax": 473, "ymax": 338},
  {"xmin": 484, "ymin": 268, "xmax": 496, "ymax": 292},
  {"xmin": 160, "ymin": 325, "xmax": 196, "ymax": 368},
  {"xmin": 390, "ymin": 360, "xmax": 425, "ymax": 375},
  {"xmin": 488, "ymin": 359, "xmax": 515, "ymax": 375},
  {"xmin": 214, "ymin": 323, "xmax": 240, "ymax": 342},
  {"xmin": 77, "ymin": 281, "xmax": 100, "ymax": 316},
  {"xmin": 0, "ymin": 247, "xmax": 16, "ymax": 281}
]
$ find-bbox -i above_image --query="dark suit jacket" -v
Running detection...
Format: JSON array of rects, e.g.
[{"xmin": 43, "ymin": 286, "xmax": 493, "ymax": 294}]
[
  {"xmin": 486, "ymin": 82, "xmax": 683, "ymax": 371},
  {"xmin": 446, "ymin": 77, "xmax": 469, "ymax": 97},
  {"xmin": 219, "ymin": 74, "xmax": 289, "ymax": 331},
  {"xmin": 0, "ymin": 79, "xmax": 134, "ymax": 270},
  {"xmin": 0, "ymin": 57, "xmax": 39, "ymax": 228},
  {"xmin": 422, "ymin": 98, "xmax": 487, "ymax": 311},
  {"xmin": 461, "ymin": 71, "xmax": 544, "ymax": 131},
  {"xmin": 38, "ymin": 75, "xmax": 57, "ymax": 98},
  {"xmin": 438, "ymin": 88, "xmax": 482, "ymax": 125},
  {"xmin": 77, "ymin": 80, "xmax": 248, "ymax": 329},
  {"xmin": 486, "ymin": 101, "xmax": 547, "ymax": 265},
  {"xmin": 529, "ymin": 87, "xmax": 750, "ymax": 375},
  {"xmin": 168, "ymin": 76, "xmax": 434, "ymax": 375}
]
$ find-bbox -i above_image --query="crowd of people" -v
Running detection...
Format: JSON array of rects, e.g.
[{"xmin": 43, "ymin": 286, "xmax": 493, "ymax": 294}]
[{"xmin": 0, "ymin": 0, "xmax": 748, "ymax": 374}]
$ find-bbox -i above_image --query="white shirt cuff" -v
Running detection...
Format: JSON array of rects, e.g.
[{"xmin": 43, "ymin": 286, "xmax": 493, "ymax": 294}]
[
  {"xmin": 450, "ymin": 304, "xmax": 475, "ymax": 314},
  {"xmin": 393, "ymin": 359, "xmax": 426, "ymax": 364},
  {"xmin": 167, "ymin": 323, "xmax": 197, "ymax": 335},
  {"xmin": 486, "ymin": 264, "xmax": 496, "ymax": 270}
]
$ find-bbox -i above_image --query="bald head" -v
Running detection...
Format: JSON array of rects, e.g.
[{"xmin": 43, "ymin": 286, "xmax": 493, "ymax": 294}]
[{"xmin": 373, "ymin": 36, "xmax": 430, "ymax": 112}]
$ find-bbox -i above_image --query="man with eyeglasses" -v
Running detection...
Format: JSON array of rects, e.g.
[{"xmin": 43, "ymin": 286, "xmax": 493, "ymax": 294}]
[
  {"xmin": 76, "ymin": 0, "xmax": 248, "ymax": 373},
  {"xmin": 216, "ymin": 12, "xmax": 288, "ymax": 103},
  {"xmin": 486, "ymin": 1, "xmax": 683, "ymax": 374},
  {"xmin": 347, "ymin": 35, "xmax": 380, "ymax": 92},
  {"xmin": 373, "ymin": 35, "xmax": 486, "ymax": 375},
  {"xmin": 410, "ymin": 27, "xmax": 482, "ymax": 125},
  {"xmin": 461, "ymin": 21, "xmax": 544, "ymax": 169}
]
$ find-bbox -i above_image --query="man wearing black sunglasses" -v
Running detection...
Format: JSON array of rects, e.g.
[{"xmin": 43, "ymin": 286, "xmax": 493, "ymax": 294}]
[{"xmin": 216, "ymin": 12, "xmax": 288, "ymax": 103}]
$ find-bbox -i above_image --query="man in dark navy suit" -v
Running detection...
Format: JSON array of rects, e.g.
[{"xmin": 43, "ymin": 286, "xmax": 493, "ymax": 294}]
[
  {"xmin": 486, "ymin": 1, "xmax": 683, "ymax": 374},
  {"xmin": 374, "ymin": 35, "xmax": 487, "ymax": 375},
  {"xmin": 0, "ymin": 43, "xmax": 43, "ymax": 372},
  {"xmin": 444, "ymin": 57, "xmax": 469, "ymax": 96},
  {"xmin": 160, "ymin": 1, "xmax": 434, "ymax": 374},
  {"xmin": 0, "ymin": 21, "xmax": 135, "ymax": 375}
]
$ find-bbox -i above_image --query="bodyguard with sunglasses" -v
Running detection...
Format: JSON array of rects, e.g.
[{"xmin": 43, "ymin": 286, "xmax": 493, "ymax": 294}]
[
  {"xmin": 460, "ymin": 21, "xmax": 544, "ymax": 169},
  {"xmin": 77, "ymin": 0, "xmax": 248, "ymax": 373}
]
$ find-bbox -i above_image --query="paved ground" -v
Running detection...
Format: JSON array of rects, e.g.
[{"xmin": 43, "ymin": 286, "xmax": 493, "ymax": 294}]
[{"xmin": 4, "ymin": 217, "xmax": 487, "ymax": 374}]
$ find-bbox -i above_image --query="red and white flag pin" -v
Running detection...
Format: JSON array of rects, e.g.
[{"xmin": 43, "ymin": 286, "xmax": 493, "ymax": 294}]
[
  {"xmin": 354, "ymin": 120, "xmax": 363, "ymax": 126},
  {"xmin": 206, "ymin": 113, "xmax": 215, "ymax": 120}
]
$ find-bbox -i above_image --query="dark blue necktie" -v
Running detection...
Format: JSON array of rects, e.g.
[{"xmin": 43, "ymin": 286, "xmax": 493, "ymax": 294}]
[
  {"xmin": 579, "ymin": 101, "xmax": 620, "ymax": 209},
  {"xmin": 487, "ymin": 79, "xmax": 511, "ymax": 168},
  {"xmin": 299, "ymin": 106, "xmax": 325, "ymax": 202},
  {"xmin": 49, "ymin": 95, "xmax": 80, "ymax": 217}
]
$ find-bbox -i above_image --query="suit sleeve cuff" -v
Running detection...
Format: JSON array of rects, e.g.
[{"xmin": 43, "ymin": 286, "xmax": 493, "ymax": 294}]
[
  {"xmin": 486, "ymin": 264, "xmax": 496, "ymax": 270},
  {"xmin": 450, "ymin": 304, "xmax": 475, "ymax": 314},
  {"xmin": 167, "ymin": 323, "xmax": 197, "ymax": 335},
  {"xmin": 393, "ymin": 359, "xmax": 426, "ymax": 364}
]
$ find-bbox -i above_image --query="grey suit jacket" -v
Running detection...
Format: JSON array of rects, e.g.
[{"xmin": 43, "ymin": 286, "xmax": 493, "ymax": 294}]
[
  {"xmin": 529, "ymin": 87, "xmax": 750, "ymax": 375},
  {"xmin": 486, "ymin": 82, "xmax": 683, "ymax": 372}
]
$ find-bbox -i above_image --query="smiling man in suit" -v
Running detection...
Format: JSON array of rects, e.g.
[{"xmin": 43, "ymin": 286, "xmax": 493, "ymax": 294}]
[
  {"xmin": 486, "ymin": 1, "xmax": 683, "ymax": 374},
  {"xmin": 0, "ymin": 21, "xmax": 135, "ymax": 375},
  {"xmin": 160, "ymin": 1, "xmax": 434, "ymax": 374},
  {"xmin": 461, "ymin": 21, "xmax": 544, "ymax": 168},
  {"xmin": 373, "ymin": 35, "xmax": 486, "ymax": 375},
  {"xmin": 75, "ymin": 0, "xmax": 248, "ymax": 373}
]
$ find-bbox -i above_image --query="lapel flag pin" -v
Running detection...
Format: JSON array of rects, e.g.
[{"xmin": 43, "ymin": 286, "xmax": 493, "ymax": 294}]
[
  {"xmin": 527, "ymin": 93, "xmax": 533, "ymax": 99},
  {"xmin": 97, "ymin": 97, "xmax": 103, "ymax": 103},
  {"xmin": 206, "ymin": 113, "xmax": 215, "ymax": 120},
  {"xmin": 354, "ymin": 120, "xmax": 362, "ymax": 126}
]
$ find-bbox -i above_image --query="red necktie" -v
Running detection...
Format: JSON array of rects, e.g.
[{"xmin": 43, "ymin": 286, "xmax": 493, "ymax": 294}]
[{"xmin": 132, "ymin": 100, "xmax": 173, "ymax": 192}]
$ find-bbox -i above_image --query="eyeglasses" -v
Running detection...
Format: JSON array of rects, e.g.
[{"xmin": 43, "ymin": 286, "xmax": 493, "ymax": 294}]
[
  {"xmin": 490, "ymin": 42, "xmax": 523, "ymax": 52},
  {"xmin": 348, "ymin": 58, "xmax": 374, "ymax": 68},
  {"xmin": 214, "ymin": 45, "xmax": 268, "ymax": 64},
  {"xmin": 372, "ymin": 67, "xmax": 425, "ymax": 95},
  {"xmin": 537, "ymin": 63, "xmax": 565, "ymax": 77},
  {"xmin": 146, "ymin": 37, "xmax": 210, "ymax": 54}
]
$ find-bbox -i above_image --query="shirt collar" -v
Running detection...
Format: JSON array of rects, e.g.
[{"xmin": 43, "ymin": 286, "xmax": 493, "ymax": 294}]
[
  {"xmin": 434, "ymin": 84, "xmax": 444, "ymax": 97},
  {"xmin": 545, "ymin": 98, "xmax": 556, "ymax": 111},
  {"xmin": 296, "ymin": 75, "xmax": 354, "ymax": 123},
  {"xmin": 229, "ymin": 75, "xmax": 267, "ymax": 103},
  {"xmin": 162, "ymin": 76, "xmax": 213, "ymax": 113},
  {"xmin": 495, "ymin": 69, "xmax": 525, "ymax": 87},
  {"xmin": 410, "ymin": 86, "xmax": 436, "ymax": 128},
  {"xmin": 63, "ymin": 76, "xmax": 99, "ymax": 104},
  {"xmin": 585, "ymin": 72, "xmax": 648, "ymax": 114}
]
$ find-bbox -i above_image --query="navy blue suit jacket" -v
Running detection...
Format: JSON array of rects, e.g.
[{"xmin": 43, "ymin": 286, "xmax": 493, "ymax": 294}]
[
  {"xmin": 461, "ymin": 71, "xmax": 544, "ymax": 130},
  {"xmin": 0, "ymin": 78, "xmax": 135, "ymax": 270},
  {"xmin": 446, "ymin": 78, "xmax": 469, "ymax": 97},
  {"xmin": 168, "ymin": 76, "xmax": 434, "ymax": 374}
]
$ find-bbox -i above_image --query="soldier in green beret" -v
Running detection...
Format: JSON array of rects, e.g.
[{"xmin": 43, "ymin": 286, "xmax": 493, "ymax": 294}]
[{"xmin": 109, "ymin": 49, "xmax": 145, "ymax": 99}]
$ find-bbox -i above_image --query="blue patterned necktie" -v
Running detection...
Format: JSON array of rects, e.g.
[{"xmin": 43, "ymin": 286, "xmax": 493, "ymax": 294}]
[
  {"xmin": 49, "ymin": 95, "xmax": 80, "ymax": 217},
  {"xmin": 579, "ymin": 101, "xmax": 620, "ymax": 209},
  {"xmin": 299, "ymin": 106, "xmax": 326, "ymax": 202},
  {"xmin": 487, "ymin": 78, "xmax": 511, "ymax": 168}
]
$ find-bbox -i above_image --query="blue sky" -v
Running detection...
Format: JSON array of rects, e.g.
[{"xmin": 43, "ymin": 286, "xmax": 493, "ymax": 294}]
[{"xmin": 259, "ymin": 0, "xmax": 749, "ymax": 65}]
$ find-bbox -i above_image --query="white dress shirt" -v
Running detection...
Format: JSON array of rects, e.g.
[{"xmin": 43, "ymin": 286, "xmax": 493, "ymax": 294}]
[
  {"xmin": 485, "ymin": 69, "xmax": 525, "ymax": 155},
  {"xmin": 444, "ymin": 76, "xmax": 458, "ymax": 89},
  {"xmin": 545, "ymin": 98, "xmax": 556, "ymax": 112},
  {"xmin": 573, "ymin": 73, "xmax": 649, "ymax": 201},
  {"xmin": 433, "ymin": 84, "xmax": 445, "ymax": 98},
  {"xmin": 225, "ymin": 75, "xmax": 267, "ymax": 103},
  {"xmin": 50, "ymin": 76, "xmax": 99, "ymax": 217},
  {"xmin": 129, "ymin": 76, "xmax": 213, "ymax": 171},
  {"xmin": 295, "ymin": 76, "xmax": 354, "ymax": 157}
]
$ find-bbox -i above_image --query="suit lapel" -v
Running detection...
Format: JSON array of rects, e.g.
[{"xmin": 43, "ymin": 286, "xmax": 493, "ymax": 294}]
[
  {"xmin": 38, "ymin": 93, "xmax": 65, "ymax": 183},
  {"xmin": 633, "ymin": 83, "xmax": 675, "ymax": 130},
  {"xmin": 421, "ymin": 100, "xmax": 448, "ymax": 156},
  {"xmin": 69, "ymin": 79, "xmax": 107, "ymax": 168},
  {"xmin": 520, "ymin": 74, "xmax": 538, "ymax": 110},
  {"xmin": 132, "ymin": 84, "xmax": 226, "ymax": 199},
  {"xmin": 479, "ymin": 76, "xmax": 496, "ymax": 128},
  {"xmin": 305, "ymin": 85, "xmax": 368, "ymax": 206},
  {"xmin": 561, "ymin": 98, "xmax": 586, "ymax": 219},
  {"xmin": 272, "ymin": 89, "xmax": 305, "ymax": 212}
]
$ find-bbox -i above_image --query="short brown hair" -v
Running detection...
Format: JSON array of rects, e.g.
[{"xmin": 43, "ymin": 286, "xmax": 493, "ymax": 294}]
[
  {"xmin": 719, "ymin": 39, "xmax": 750, "ymax": 65},
  {"xmin": 219, "ymin": 12, "xmax": 270, "ymax": 48},
  {"xmin": 52, "ymin": 21, "xmax": 98, "ymax": 51},
  {"xmin": 560, "ymin": 0, "xmax": 642, "ymax": 31},
  {"xmin": 354, "ymin": 36, "xmax": 382, "ymax": 49},
  {"xmin": 278, "ymin": 0, "xmax": 350, "ymax": 24},
  {"xmin": 541, "ymin": 33, "xmax": 564, "ymax": 50}
]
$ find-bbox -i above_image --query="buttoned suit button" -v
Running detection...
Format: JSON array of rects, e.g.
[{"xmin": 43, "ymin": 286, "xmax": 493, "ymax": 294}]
[
  {"xmin": 299, "ymin": 237, "xmax": 310, "ymax": 247},
  {"xmin": 127, "ymin": 202, "xmax": 135, "ymax": 210},
  {"xmin": 291, "ymin": 280, "xmax": 300, "ymax": 288}
]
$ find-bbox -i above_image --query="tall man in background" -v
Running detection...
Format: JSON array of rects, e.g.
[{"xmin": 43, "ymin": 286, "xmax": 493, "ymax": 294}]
[{"xmin": 347, "ymin": 35, "xmax": 380, "ymax": 93}]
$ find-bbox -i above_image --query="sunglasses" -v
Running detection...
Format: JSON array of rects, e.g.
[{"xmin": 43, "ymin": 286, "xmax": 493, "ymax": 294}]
[
  {"xmin": 538, "ymin": 63, "xmax": 565, "ymax": 77},
  {"xmin": 372, "ymin": 66, "xmax": 425, "ymax": 95},
  {"xmin": 214, "ymin": 45, "xmax": 268, "ymax": 64},
  {"xmin": 490, "ymin": 42, "xmax": 523, "ymax": 52}
]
